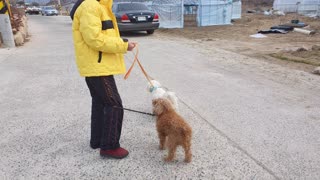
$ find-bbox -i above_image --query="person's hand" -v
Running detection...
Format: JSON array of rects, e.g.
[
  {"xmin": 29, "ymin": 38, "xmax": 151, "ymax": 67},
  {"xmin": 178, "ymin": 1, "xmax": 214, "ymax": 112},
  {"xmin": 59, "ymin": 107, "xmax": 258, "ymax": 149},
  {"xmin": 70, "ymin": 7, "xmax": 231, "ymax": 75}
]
[{"xmin": 127, "ymin": 42, "xmax": 136, "ymax": 51}]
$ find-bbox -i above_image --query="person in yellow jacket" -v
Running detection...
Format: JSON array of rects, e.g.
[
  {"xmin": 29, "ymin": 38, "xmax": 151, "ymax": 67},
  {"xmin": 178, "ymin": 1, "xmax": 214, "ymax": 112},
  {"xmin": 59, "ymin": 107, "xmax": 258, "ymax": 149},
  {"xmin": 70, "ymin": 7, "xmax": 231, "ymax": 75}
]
[
  {"xmin": 0, "ymin": 0, "xmax": 9, "ymax": 15},
  {"xmin": 72, "ymin": 0, "xmax": 136, "ymax": 159}
]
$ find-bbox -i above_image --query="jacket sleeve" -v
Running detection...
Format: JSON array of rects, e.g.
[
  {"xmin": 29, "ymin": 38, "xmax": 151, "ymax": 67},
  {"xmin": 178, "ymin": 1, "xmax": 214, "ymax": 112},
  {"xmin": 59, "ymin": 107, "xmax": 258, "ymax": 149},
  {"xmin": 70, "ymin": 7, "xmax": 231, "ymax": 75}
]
[{"xmin": 78, "ymin": 4, "xmax": 128, "ymax": 54}]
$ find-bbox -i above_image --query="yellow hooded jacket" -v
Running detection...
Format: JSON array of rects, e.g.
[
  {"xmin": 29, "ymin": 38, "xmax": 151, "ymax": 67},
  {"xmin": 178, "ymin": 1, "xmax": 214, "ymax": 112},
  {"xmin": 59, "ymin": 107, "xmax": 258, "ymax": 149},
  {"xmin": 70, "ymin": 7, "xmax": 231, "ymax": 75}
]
[
  {"xmin": 0, "ymin": 0, "xmax": 9, "ymax": 15},
  {"xmin": 72, "ymin": 0, "xmax": 128, "ymax": 77}
]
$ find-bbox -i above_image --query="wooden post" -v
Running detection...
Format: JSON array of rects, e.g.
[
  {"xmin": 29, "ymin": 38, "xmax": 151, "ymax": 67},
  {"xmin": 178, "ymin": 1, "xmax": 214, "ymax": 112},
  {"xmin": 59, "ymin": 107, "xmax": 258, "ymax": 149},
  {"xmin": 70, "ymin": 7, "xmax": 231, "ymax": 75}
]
[
  {"xmin": 0, "ymin": 32, "xmax": 3, "ymax": 45},
  {"xmin": 5, "ymin": 0, "xmax": 12, "ymax": 17}
]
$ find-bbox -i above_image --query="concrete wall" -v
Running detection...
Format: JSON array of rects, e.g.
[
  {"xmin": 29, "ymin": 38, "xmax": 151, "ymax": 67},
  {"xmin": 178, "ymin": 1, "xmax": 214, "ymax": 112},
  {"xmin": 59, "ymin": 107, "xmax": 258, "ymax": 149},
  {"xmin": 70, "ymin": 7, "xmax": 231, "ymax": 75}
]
[{"xmin": 0, "ymin": 14, "xmax": 15, "ymax": 48}]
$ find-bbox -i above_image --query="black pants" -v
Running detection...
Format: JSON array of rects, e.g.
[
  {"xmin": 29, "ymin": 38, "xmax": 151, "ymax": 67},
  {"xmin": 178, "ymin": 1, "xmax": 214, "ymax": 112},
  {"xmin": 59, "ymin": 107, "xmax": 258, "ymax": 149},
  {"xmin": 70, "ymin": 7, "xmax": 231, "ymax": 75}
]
[{"xmin": 85, "ymin": 76, "xmax": 124, "ymax": 150}]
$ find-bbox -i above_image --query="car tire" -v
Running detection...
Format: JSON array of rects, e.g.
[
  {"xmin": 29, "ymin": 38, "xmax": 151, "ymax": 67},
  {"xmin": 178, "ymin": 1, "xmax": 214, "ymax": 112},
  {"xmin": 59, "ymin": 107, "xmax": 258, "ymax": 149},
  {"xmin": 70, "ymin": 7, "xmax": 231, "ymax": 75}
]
[{"xmin": 146, "ymin": 30, "xmax": 154, "ymax": 35}]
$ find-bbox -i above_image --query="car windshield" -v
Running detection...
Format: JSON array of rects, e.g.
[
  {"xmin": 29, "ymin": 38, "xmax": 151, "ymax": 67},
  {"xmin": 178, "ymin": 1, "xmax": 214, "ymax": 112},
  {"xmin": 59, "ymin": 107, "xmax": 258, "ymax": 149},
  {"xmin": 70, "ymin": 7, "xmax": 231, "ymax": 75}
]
[
  {"xmin": 44, "ymin": 7, "xmax": 54, "ymax": 10},
  {"xmin": 117, "ymin": 3, "xmax": 149, "ymax": 11}
]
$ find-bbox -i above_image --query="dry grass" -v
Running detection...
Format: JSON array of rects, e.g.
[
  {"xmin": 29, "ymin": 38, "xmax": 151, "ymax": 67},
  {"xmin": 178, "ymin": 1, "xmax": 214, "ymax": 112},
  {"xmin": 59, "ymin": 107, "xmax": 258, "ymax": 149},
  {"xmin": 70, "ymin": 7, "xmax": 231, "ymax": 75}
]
[
  {"xmin": 270, "ymin": 46, "xmax": 320, "ymax": 66},
  {"xmin": 157, "ymin": 12, "xmax": 320, "ymax": 71}
]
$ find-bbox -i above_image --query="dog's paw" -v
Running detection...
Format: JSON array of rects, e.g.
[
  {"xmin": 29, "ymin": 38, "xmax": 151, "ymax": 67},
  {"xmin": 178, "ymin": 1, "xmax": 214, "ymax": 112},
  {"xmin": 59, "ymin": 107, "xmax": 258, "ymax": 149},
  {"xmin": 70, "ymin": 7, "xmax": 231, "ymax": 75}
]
[
  {"xmin": 164, "ymin": 157, "xmax": 174, "ymax": 162},
  {"xmin": 184, "ymin": 157, "xmax": 192, "ymax": 163}
]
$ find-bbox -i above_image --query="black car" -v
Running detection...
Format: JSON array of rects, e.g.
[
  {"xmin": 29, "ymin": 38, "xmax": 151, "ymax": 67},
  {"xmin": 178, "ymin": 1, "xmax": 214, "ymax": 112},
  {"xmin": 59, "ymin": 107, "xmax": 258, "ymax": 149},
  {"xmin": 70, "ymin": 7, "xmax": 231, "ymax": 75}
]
[{"xmin": 113, "ymin": 2, "xmax": 160, "ymax": 34}]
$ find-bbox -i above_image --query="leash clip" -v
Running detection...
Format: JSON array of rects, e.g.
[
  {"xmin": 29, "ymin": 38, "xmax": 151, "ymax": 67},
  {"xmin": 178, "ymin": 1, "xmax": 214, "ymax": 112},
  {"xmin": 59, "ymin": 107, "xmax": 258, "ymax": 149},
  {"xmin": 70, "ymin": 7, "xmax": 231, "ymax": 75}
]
[{"xmin": 149, "ymin": 86, "xmax": 158, "ymax": 93}]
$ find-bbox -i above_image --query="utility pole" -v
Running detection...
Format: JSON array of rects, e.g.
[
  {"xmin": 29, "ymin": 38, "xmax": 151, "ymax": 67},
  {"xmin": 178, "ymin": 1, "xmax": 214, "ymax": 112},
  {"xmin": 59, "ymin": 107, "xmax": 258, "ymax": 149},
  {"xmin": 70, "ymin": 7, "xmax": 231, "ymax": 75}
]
[{"xmin": 57, "ymin": 0, "xmax": 61, "ymax": 15}]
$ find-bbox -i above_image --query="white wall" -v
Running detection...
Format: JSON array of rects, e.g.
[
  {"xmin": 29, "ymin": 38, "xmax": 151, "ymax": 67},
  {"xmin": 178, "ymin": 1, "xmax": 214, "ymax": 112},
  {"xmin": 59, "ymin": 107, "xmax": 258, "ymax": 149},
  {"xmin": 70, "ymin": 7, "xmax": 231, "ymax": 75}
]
[{"xmin": 0, "ymin": 14, "xmax": 15, "ymax": 48}]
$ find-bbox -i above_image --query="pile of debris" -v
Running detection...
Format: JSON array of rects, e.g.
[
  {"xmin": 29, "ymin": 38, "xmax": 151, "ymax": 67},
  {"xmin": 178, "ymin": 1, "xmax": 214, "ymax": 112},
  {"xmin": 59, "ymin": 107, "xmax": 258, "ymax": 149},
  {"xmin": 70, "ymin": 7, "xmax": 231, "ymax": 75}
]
[
  {"xmin": 258, "ymin": 19, "xmax": 316, "ymax": 35},
  {"xmin": 249, "ymin": 18, "xmax": 317, "ymax": 39},
  {"xmin": 246, "ymin": 6, "xmax": 318, "ymax": 38},
  {"xmin": 10, "ymin": 7, "xmax": 28, "ymax": 46}
]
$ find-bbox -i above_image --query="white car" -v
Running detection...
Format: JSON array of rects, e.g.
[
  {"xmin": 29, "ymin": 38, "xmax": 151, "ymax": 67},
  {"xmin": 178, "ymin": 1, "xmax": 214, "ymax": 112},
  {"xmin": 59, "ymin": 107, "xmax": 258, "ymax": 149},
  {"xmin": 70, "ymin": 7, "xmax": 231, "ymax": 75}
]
[{"xmin": 41, "ymin": 6, "xmax": 58, "ymax": 16}]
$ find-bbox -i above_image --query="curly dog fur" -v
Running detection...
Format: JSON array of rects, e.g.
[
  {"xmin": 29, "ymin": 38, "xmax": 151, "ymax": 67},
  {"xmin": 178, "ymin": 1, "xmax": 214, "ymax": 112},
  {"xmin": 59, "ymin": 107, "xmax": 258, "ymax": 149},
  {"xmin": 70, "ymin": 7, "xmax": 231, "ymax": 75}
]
[{"xmin": 152, "ymin": 98, "xmax": 192, "ymax": 163}]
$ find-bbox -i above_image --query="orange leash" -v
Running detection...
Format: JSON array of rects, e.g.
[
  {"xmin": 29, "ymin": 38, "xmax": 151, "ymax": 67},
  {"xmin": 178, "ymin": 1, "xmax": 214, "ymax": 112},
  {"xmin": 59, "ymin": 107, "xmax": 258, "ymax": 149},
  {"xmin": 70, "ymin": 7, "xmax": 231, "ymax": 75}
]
[{"xmin": 124, "ymin": 44, "xmax": 153, "ymax": 86}]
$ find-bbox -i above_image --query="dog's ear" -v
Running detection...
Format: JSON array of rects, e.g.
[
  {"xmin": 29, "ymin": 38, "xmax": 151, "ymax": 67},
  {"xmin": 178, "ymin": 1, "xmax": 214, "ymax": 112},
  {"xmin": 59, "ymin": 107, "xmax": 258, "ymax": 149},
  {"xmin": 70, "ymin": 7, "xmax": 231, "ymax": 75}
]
[
  {"xmin": 153, "ymin": 99, "xmax": 164, "ymax": 115},
  {"xmin": 152, "ymin": 99, "xmax": 157, "ymax": 107},
  {"xmin": 161, "ymin": 98, "xmax": 174, "ymax": 112},
  {"xmin": 153, "ymin": 98, "xmax": 173, "ymax": 115}
]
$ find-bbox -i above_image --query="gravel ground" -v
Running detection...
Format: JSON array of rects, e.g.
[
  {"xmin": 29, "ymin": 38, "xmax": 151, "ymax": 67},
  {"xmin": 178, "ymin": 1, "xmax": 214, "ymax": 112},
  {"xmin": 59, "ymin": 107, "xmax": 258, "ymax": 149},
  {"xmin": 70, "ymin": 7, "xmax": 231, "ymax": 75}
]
[{"xmin": 0, "ymin": 15, "xmax": 319, "ymax": 179}]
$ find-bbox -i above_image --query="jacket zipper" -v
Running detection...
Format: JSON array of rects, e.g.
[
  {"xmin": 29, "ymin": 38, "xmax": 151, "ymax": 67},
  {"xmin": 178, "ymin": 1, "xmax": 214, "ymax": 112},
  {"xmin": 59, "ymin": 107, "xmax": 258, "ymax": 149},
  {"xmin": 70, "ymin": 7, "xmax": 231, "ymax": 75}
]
[{"xmin": 98, "ymin": 51, "xmax": 102, "ymax": 63}]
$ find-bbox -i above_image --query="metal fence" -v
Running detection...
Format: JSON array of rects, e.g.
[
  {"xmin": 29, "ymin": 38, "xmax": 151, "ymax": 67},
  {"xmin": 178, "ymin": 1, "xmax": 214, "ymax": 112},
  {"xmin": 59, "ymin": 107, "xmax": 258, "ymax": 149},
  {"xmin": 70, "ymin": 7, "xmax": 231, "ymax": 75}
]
[
  {"xmin": 151, "ymin": 3, "xmax": 184, "ymax": 28},
  {"xmin": 65, "ymin": 0, "xmax": 239, "ymax": 28},
  {"xmin": 273, "ymin": 0, "xmax": 320, "ymax": 17},
  {"xmin": 298, "ymin": 3, "xmax": 320, "ymax": 16},
  {"xmin": 232, "ymin": 0, "xmax": 241, "ymax": 19},
  {"xmin": 197, "ymin": 0, "xmax": 233, "ymax": 26}
]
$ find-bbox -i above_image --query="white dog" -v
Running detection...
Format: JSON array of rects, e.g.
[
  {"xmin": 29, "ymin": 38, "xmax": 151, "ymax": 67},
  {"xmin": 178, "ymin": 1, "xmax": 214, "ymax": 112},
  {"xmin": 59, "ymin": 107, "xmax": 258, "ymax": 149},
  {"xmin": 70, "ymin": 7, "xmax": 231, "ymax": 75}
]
[{"xmin": 147, "ymin": 80, "xmax": 179, "ymax": 111}]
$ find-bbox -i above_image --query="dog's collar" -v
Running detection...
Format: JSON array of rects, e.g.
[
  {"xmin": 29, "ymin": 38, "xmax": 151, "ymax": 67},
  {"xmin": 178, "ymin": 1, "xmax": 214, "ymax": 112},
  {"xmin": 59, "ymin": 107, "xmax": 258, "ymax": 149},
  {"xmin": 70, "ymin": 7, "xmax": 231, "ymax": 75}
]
[{"xmin": 149, "ymin": 86, "xmax": 158, "ymax": 93}]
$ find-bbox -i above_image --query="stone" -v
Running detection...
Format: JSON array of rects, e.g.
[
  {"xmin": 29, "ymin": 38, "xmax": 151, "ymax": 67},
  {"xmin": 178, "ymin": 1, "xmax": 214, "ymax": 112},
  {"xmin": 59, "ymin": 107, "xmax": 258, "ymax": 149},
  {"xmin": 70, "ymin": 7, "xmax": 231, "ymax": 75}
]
[{"xmin": 312, "ymin": 67, "xmax": 320, "ymax": 75}]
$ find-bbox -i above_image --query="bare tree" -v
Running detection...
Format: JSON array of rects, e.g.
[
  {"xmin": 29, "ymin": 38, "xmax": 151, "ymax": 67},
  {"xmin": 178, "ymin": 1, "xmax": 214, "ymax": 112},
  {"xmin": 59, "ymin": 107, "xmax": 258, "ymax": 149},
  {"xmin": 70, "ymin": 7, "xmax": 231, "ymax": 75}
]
[{"xmin": 31, "ymin": 2, "xmax": 40, "ymax": 6}]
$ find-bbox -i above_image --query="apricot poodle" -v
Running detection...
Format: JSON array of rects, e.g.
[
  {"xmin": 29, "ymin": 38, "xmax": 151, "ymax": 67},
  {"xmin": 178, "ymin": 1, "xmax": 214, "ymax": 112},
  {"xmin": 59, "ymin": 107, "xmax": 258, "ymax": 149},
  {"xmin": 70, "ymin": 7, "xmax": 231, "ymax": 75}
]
[{"xmin": 152, "ymin": 98, "xmax": 192, "ymax": 163}]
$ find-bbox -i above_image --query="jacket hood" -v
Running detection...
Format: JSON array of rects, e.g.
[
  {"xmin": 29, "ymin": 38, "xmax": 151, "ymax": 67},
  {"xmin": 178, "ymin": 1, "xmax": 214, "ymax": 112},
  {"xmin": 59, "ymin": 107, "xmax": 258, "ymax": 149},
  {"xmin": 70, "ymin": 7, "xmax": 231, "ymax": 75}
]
[{"xmin": 99, "ymin": 0, "xmax": 113, "ymax": 9}]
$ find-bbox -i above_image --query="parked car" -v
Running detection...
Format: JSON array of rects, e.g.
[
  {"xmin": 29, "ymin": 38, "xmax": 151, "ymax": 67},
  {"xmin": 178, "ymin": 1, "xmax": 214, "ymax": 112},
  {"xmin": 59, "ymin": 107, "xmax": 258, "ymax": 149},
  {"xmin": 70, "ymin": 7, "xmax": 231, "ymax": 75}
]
[
  {"xmin": 41, "ymin": 6, "xmax": 58, "ymax": 16},
  {"xmin": 112, "ymin": 2, "xmax": 159, "ymax": 34},
  {"xmin": 25, "ymin": 6, "xmax": 41, "ymax": 15}
]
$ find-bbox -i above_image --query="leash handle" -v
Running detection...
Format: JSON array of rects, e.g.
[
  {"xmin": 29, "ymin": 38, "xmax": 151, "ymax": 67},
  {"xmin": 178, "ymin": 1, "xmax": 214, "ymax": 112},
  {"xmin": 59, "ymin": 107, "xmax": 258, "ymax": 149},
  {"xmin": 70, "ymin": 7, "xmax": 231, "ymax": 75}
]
[
  {"xmin": 124, "ymin": 44, "xmax": 154, "ymax": 87},
  {"xmin": 124, "ymin": 44, "xmax": 139, "ymax": 80},
  {"xmin": 136, "ymin": 54, "xmax": 153, "ymax": 85}
]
